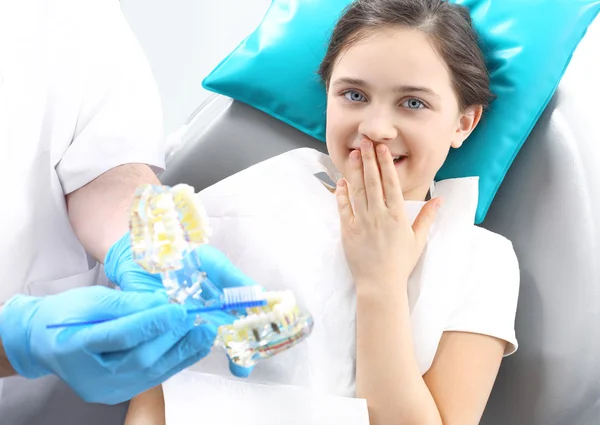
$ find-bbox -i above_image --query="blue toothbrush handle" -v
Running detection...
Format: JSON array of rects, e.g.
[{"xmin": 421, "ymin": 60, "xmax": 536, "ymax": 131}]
[{"xmin": 46, "ymin": 300, "xmax": 267, "ymax": 329}]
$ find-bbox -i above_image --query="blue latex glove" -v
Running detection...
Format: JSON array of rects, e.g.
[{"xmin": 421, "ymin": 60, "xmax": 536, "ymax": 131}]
[
  {"xmin": 104, "ymin": 232, "xmax": 255, "ymax": 377},
  {"xmin": 0, "ymin": 286, "xmax": 232, "ymax": 405}
]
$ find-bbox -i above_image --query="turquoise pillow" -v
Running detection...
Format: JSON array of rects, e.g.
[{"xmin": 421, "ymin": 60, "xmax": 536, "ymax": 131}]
[{"xmin": 203, "ymin": 0, "xmax": 600, "ymax": 223}]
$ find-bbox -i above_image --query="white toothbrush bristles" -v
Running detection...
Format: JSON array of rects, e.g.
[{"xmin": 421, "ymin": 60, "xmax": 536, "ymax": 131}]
[{"xmin": 223, "ymin": 286, "xmax": 265, "ymax": 306}]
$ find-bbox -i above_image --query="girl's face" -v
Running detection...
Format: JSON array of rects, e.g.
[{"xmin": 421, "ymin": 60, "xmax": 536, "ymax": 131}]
[{"xmin": 325, "ymin": 27, "xmax": 482, "ymax": 201}]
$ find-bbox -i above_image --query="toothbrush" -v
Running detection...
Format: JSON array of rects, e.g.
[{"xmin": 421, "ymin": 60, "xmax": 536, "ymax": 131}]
[{"xmin": 46, "ymin": 286, "xmax": 267, "ymax": 329}]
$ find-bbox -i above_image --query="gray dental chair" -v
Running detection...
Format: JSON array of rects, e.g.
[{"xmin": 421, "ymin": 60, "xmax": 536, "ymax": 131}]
[
  {"xmin": 5, "ymin": 15, "xmax": 597, "ymax": 425},
  {"xmin": 157, "ymin": 17, "xmax": 600, "ymax": 425}
]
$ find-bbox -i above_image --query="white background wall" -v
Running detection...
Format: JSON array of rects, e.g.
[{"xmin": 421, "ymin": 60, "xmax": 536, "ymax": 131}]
[{"xmin": 120, "ymin": 0, "xmax": 271, "ymax": 135}]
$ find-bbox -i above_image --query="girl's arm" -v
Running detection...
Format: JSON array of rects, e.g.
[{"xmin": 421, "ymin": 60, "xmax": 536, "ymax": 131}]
[
  {"xmin": 336, "ymin": 142, "xmax": 506, "ymax": 425},
  {"xmin": 355, "ymin": 284, "xmax": 441, "ymax": 425},
  {"xmin": 422, "ymin": 331, "xmax": 506, "ymax": 424},
  {"xmin": 125, "ymin": 386, "xmax": 166, "ymax": 425},
  {"xmin": 355, "ymin": 282, "xmax": 506, "ymax": 425}
]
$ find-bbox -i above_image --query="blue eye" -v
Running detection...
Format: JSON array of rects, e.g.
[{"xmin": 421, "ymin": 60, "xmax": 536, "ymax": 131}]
[
  {"xmin": 402, "ymin": 98, "xmax": 425, "ymax": 110},
  {"xmin": 343, "ymin": 90, "xmax": 366, "ymax": 102}
]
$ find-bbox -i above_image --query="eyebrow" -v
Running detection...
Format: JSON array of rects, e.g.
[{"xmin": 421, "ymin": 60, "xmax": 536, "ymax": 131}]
[{"xmin": 331, "ymin": 77, "xmax": 440, "ymax": 99}]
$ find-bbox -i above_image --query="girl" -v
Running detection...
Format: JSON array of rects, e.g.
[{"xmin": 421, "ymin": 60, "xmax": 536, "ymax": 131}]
[{"xmin": 126, "ymin": 0, "xmax": 519, "ymax": 424}]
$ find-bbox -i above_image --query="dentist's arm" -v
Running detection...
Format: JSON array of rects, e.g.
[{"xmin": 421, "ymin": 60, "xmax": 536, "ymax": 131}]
[
  {"xmin": 0, "ymin": 164, "xmax": 158, "ymax": 380},
  {"xmin": 0, "ymin": 162, "xmax": 156, "ymax": 379},
  {"xmin": 2, "ymin": 161, "xmax": 152, "ymax": 379},
  {"xmin": 65, "ymin": 163, "xmax": 159, "ymax": 264},
  {"xmin": 66, "ymin": 163, "xmax": 167, "ymax": 411}
]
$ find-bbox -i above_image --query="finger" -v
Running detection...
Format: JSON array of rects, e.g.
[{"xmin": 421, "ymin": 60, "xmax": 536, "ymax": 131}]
[
  {"xmin": 141, "ymin": 344, "xmax": 218, "ymax": 399},
  {"xmin": 118, "ymin": 268, "xmax": 165, "ymax": 293},
  {"xmin": 102, "ymin": 323, "xmax": 192, "ymax": 373},
  {"xmin": 94, "ymin": 288, "xmax": 170, "ymax": 315},
  {"xmin": 347, "ymin": 149, "xmax": 368, "ymax": 215},
  {"xmin": 360, "ymin": 140, "xmax": 385, "ymax": 210},
  {"xmin": 81, "ymin": 303, "xmax": 189, "ymax": 353},
  {"xmin": 412, "ymin": 197, "xmax": 443, "ymax": 252},
  {"xmin": 145, "ymin": 323, "xmax": 218, "ymax": 379},
  {"xmin": 195, "ymin": 244, "xmax": 258, "ymax": 290},
  {"xmin": 335, "ymin": 178, "xmax": 354, "ymax": 225},
  {"xmin": 375, "ymin": 144, "xmax": 404, "ymax": 211},
  {"xmin": 101, "ymin": 306, "xmax": 236, "ymax": 371},
  {"xmin": 109, "ymin": 339, "xmax": 218, "ymax": 405}
]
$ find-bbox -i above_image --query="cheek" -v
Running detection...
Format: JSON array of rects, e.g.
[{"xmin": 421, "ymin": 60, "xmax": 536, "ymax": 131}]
[
  {"xmin": 326, "ymin": 100, "xmax": 346, "ymax": 136},
  {"xmin": 404, "ymin": 116, "xmax": 455, "ymax": 167},
  {"xmin": 325, "ymin": 100, "xmax": 351, "ymax": 156}
]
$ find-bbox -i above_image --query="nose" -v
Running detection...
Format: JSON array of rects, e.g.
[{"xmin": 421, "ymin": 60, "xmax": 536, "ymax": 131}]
[{"xmin": 358, "ymin": 108, "xmax": 398, "ymax": 142}]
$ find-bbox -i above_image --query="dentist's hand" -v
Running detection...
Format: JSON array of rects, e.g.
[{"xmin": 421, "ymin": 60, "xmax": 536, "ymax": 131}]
[
  {"xmin": 0, "ymin": 286, "xmax": 227, "ymax": 405},
  {"xmin": 104, "ymin": 232, "xmax": 257, "ymax": 294},
  {"xmin": 104, "ymin": 232, "xmax": 256, "ymax": 378}
]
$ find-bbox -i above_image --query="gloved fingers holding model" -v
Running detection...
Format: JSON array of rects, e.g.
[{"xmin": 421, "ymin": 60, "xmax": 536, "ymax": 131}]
[
  {"xmin": 0, "ymin": 0, "xmax": 258, "ymax": 418},
  {"xmin": 104, "ymin": 183, "xmax": 261, "ymax": 378},
  {"xmin": 105, "ymin": 233, "xmax": 258, "ymax": 295},
  {"xmin": 104, "ymin": 235, "xmax": 257, "ymax": 379},
  {"xmin": 0, "ymin": 180, "xmax": 258, "ymax": 406},
  {"xmin": 0, "ymin": 285, "xmax": 235, "ymax": 405}
]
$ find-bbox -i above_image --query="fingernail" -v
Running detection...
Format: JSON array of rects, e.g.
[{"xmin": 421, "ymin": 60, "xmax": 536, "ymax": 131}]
[
  {"xmin": 337, "ymin": 178, "xmax": 345, "ymax": 187},
  {"xmin": 350, "ymin": 150, "xmax": 361, "ymax": 162},
  {"xmin": 361, "ymin": 140, "xmax": 372, "ymax": 150},
  {"xmin": 376, "ymin": 144, "xmax": 387, "ymax": 154}
]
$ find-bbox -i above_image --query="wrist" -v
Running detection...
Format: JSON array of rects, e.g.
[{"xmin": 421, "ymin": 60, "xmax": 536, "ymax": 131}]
[
  {"xmin": 104, "ymin": 231, "xmax": 133, "ymax": 287},
  {"xmin": 354, "ymin": 276, "xmax": 408, "ymax": 302},
  {"xmin": 0, "ymin": 295, "xmax": 49, "ymax": 379}
]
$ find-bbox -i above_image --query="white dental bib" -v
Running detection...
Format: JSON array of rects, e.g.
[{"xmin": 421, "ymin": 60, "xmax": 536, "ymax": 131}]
[{"xmin": 163, "ymin": 148, "xmax": 517, "ymax": 425}]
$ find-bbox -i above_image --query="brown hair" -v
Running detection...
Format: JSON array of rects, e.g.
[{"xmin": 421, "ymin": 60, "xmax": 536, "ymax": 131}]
[{"xmin": 317, "ymin": 0, "xmax": 494, "ymax": 111}]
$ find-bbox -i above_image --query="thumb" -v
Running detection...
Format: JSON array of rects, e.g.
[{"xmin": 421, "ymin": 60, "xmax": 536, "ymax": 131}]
[
  {"xmin": 98, "ymin": 288, "xmax": 170, "ymax": 316},
  {"xmin": 81, "ymin": 303, "xmax": 188, "ymax": 353},
  {"xmin": 195, "ymin": 244, "xmax": 258, "ymax": 290},
  {"xmin": 103, "ymin": 232, "xmax": 133, "ymax": 285},
  {"xmin": 412, "ymin": 197, "xmax": 443, "ymax": 251}
]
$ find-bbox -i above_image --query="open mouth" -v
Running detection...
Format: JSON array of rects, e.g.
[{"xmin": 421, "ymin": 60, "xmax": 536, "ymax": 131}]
[
  {"xmin": 392, "ymin": 155, "xmax": 407, "ymax": 165},
  {"xmin": 349, "ymin": 149, "xmax": 407, "ymax": 165},
  {"xmin": 348, "ymin": 148, "xmax": 407, "ymax": 166}
]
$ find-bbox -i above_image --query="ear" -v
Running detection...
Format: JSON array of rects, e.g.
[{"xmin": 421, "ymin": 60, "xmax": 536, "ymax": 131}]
[{"xmin": 451, "ymin": 105, "xmax": 483, "ymax": 149}]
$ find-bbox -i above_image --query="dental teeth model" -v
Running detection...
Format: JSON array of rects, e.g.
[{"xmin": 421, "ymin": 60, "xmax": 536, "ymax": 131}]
[
  {"xmin": 130, "ymin": 183, "xmax": 213, "ymax": 304},
  {"xmin": 129, "ymin": 183, "xmax": 313, "ymax": 367},
  {"xmin": 219, "ymin": 289, "xmax": 314, "ymax": 368}
]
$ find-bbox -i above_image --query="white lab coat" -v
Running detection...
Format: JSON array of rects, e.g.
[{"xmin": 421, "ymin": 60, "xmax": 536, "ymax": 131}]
[{"xmin": 0, "ymin": 0, "xmax": 165, "ymax": 423}]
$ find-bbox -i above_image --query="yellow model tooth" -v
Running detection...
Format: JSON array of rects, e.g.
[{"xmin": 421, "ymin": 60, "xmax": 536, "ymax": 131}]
[{"xmin": 170, "ymin": 184, "xmax": 211, "ymax": 246}]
